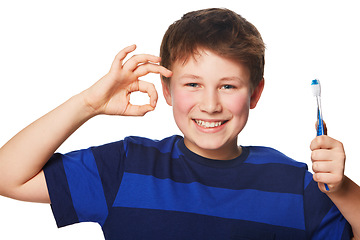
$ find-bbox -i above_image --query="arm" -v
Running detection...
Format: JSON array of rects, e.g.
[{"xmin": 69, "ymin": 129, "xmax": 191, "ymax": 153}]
[
  {"xmin": 0, "ymin": 45, "xmax": 172, "ymax": 203},
  {"xmin": 311, "ymin": 135, "xmax": 360, "ymax": 240}
]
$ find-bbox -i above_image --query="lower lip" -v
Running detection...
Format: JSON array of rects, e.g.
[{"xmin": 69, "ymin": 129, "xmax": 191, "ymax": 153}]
[{"xmin": 193, "ymin": 120, "xmax": 227, "ymax": 133}]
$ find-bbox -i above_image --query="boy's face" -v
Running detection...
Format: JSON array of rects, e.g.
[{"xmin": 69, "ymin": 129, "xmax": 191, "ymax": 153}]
[{"xmin": 162, "ymin": 49, "xmax": 264, "ymax": 160}]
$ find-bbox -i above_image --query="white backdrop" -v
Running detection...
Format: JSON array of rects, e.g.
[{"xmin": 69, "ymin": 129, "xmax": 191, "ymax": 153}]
[{"xmin": 0, "ymin": 0, "xmax": 359, "ymax": 239}]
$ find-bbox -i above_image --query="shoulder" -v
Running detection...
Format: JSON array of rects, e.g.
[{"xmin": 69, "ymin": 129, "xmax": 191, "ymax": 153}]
[
  {"xmin": 123, "ymin": 135, "xmax": 182, "ymax": 152},
  {"xmin": 244, "ymin": 146, "xmax": 307, "ymax": 169},
  {"xmin": 90, "ymin": 135, "xmax": 182, "ymax": 160}
]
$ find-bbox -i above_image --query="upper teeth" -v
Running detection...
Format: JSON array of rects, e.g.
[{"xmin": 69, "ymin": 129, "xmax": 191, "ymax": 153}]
[{"xmin": 195, "ymin": 120, "xmax": 223, "ymax": 128}]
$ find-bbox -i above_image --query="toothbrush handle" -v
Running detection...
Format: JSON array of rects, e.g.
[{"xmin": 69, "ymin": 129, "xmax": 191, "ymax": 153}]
[
  {"xmin": 317, "ymin": 109, "xmax": 325, "ymax": 136},
  {"xmin": 316, "ymin": 99, "xmax": 329, "ymax": 191},
  {"xmin": 316, "ymin": 118, "xmax": 330, "ymax": 191},
  {"xmin": 316, "ymin": 97, "xmax": 324, "ymax": 136}
]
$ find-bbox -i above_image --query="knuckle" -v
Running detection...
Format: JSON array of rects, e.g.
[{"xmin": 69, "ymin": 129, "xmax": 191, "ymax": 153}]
[
  {"xmin": 317, "ymin": 135, "xmax": 326, "ymax": 145},
  {"xmin": 311, "ymin": 151, "xmax": 318, "ymax": 160},
  {"xmin": 148, "ymin": 82, "xmax": 155, "ymax": 88},
  {"xmin": 336, "ymin": 140, "xmax": 344, "ymax": 148},
  {"xmin": 337, "ymin": 152, "xmax": 346, "ymax": 163},
  {"xmin": 312, "ymin": 163, "xmax": 317, "ymax": 172},
  {"xmin": 313, "ymin": 173, "xmax": 320, "ymax": 182}
]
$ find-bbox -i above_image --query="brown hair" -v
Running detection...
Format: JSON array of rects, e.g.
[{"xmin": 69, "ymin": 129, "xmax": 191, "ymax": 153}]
[{"xmin": 160, "ymin": 8, "xmax": 265, "ymax": 89}]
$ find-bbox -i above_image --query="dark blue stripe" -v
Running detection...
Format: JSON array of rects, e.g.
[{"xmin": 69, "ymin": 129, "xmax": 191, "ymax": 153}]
[
  {"xmin": 304, "ymin": 179, "xmax": 334, "ymax": 238},
  {"xmin": 43, "ymin": 153, "xmax": 79, "ymax": 227},
  {"xmin": 91, "ymin": 140, "xmax": 126, "ymax": 210},
  {"xmin": 103, "ymin": 207, "xmax": 307, "ymax": 240},
  {"xmin": 341, "ymin": 221, "xmax": 353, "ymax": 240},
  {"xmin": 62, "ymin": 149, "xmax": 108, "ymax": 226},
  {"xmin": 124, "ymin": 135, "xmax": 183, "ymax": 158},
  {"xmin": 113, "ymin": 173, "xmax": 305, "ymax": 230},
  {"xmin": 125, "ymin": 141, "xmax": 305, "ymax": 194}
]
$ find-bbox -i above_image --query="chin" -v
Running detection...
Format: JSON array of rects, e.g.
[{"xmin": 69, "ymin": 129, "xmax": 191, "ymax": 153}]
[
  {"xmin": 197, "ymin": 141, "xmax": 226, "ymax": 150},
  {"xmin": 190, "ymin": 137, "xmax": 235, "ymax": 152}
]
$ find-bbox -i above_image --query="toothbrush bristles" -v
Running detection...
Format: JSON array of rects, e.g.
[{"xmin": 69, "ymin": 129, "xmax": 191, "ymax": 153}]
[{"xmin": 311, "ymin": 79, "xmax": 321, "ymax": 97}]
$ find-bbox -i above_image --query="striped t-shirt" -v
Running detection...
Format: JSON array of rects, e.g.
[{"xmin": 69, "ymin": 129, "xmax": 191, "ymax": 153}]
[{"xmin": 44, "ymin": 135, "xmax": 352, "ymax": 239}]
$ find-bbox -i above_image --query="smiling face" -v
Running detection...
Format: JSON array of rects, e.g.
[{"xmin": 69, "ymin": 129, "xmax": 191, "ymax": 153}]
[{"xmin": 162, "ymin": 49, "xmax": 264, "ymax": 160}]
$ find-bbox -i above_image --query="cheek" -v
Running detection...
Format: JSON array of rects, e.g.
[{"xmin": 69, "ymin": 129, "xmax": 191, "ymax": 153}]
[
  {"xmin": 171, "ymin": 90, "xmax": 196, "ymax": 134},
  {"xmin": 223, "ymin": 94, "xmax": 250, "ymax": 115},
  {"xmin": 172, "ymin": 90, "xmax": 196, "ymax": 115}
]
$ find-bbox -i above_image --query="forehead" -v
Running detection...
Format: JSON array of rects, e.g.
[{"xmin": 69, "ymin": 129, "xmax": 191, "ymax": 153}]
[{"xmin": 171, "ymin": 49, "xmax": 251, "ymax": 83}]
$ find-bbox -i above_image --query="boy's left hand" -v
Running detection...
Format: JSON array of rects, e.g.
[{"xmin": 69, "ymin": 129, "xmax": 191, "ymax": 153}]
[{"xmin": 310, "ymin": 135, "xmax": 346, "ymax": 193}]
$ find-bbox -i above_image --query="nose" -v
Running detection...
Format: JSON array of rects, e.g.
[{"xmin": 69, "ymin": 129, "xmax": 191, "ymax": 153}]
[{"xmin": 198, "ymin": 89, "xmax": 222, "ymax": 113}]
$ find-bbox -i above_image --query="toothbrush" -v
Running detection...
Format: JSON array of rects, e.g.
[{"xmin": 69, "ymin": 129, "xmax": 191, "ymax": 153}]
[{"xmin": 311, "ymin": 79, "xmax": 329, "ymax": 191}]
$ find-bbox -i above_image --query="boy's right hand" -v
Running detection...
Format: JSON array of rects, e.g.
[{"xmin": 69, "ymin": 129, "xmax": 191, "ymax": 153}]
[
  {"xmin": 82, "ymin": 45, "xmax": 172, "ymax": 117},
  {"xmin": 0, "ymin": 45, "xmax": 172, "ymax": 203}
]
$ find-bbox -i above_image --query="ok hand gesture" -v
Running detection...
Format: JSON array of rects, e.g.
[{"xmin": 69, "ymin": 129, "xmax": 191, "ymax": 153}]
[{"xmin": 82, "ymin": 45, "xmax": 172, "ymax": 117}]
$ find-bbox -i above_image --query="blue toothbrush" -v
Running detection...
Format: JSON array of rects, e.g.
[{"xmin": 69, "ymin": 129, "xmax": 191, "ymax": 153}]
[{"xmin": 311, "ymin": 79, "xmax": 329, "ymax": 191}]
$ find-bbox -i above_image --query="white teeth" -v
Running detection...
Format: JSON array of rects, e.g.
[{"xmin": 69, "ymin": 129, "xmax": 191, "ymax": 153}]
[{"xmin": 195, "ymin": 120, "xmax": 224, "ymax": 128}]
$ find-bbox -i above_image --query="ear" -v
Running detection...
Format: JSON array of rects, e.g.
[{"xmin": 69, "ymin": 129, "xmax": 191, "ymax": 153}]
[
  {"xmin": 161, "ymin": 79, "xmax": 173, "ymax": 106},
  {"xmin": 250, "ymin": 78, "xmax": 264, "ymax": 109}
]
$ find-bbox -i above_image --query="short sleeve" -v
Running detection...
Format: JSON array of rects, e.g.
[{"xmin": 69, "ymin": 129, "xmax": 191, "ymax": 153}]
[
  {"xmin": 43, "ymin": 140, "xmax": 126, "ymax": 228},
  {"xmin": 303, "ymin": 171, "xmax": 353, "ymax": 239}
]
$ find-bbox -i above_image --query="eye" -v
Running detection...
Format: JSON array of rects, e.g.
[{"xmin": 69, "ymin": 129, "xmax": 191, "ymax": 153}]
[
  {"xmin": 221, "ymin": 84, "xmax": 236, "ymax": 90},
  {"xmin": 186, "ymin": 83, "xmax": 199, "ymax": 88}
]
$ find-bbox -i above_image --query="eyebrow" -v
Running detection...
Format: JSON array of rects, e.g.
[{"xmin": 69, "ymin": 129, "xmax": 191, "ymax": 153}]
[
  {"xmin": 179, "ymin": 74, "xmax": 243, "ymax": 81},
  {"xmin": 179, "ymin": 74, "xmax": 201, "ymax": 80},
  {"xmin": 219, "ymin": 76, "xmax": 244, "ymax": 82}
]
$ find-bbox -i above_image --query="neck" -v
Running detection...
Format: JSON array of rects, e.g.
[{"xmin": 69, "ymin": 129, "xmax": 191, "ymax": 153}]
[{"xmin": 184, "ymin": 139, "xmax": 242, "ymax": 160}]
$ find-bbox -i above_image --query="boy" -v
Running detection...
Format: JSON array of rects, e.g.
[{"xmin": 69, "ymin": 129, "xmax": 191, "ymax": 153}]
[{"xmin": 0, "ymin": 7, "xmax": 359, "ymax": 240}]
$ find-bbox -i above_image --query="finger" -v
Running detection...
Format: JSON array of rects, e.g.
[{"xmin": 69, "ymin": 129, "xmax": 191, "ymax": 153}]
[
  {"xmin": 123, "ymin": 54, "xmax": 162, "ymax": 72},
  {"xmin": 317, "ymin": 182, "xmax": 332, "ymax": 192},
  {"xmin": 137, "ymin": 80, "xmax": 158, "ymax": 108},
  {"xmin": 311, "ymin": 148, "xmax": 342, "ymax": 162},
  {"xmin": 313, "ymin": 156, "xmax": 345, "ymax": 171},
  {"xmin": 310, "ymin": 135, "xmax": 343, "ymax": 151},
  {"xmin": 125, "ymin": 103, "xmax": 155, "ymax": 116},
  {"xmin": 313, "ymin": 172, "xmax": 343, "ymax": 186},
  {"xmin": 310, "ymin": 135, "xmax": 327, "ymax": 151},
  {"xmin": 127, "ymin": 80, "xmax": 158, "ymax": 108},
  {"xmin": 111, "ymin": 44, "xmax": 137, "ymax": 70},
  {"xmin": 312, "ymin": 160, "xmax": 333, "ymax": 173},
  {"xmin": 134, "ymin": 63, "xmax": 173, "ymax": 78}
]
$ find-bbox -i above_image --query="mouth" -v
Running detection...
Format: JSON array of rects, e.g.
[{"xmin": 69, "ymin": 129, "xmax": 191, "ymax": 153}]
[{"xmin": 194, "ymin": 119, "xmax": 228, "ymax": 128}]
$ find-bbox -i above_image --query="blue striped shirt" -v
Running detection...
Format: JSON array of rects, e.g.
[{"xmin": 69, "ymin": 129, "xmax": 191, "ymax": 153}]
[{"xmin": 44, "ymin": 135, "xmax": 352, "ymax": 239}]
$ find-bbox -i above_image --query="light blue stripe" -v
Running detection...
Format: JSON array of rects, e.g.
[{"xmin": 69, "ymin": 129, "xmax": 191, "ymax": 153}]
[
  {"xmin": 304, "ymin": 171, "xmax": 313, "ymax": 189},
  {"xmin": 312, "ymin": 205, "xmax": 347, "ymax": 240},
  {"xmin": 114, "ymin": 172, "xmax": 305, "ymax": 230},
  {"xmin": 62, "ymin": 149, "xmax": 108, "ymax": 226}
]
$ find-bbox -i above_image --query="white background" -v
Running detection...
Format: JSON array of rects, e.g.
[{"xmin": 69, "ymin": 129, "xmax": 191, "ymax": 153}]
[{"xmin": 0, "ymin": 0, "xmax": 359, "ymax": 239}]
